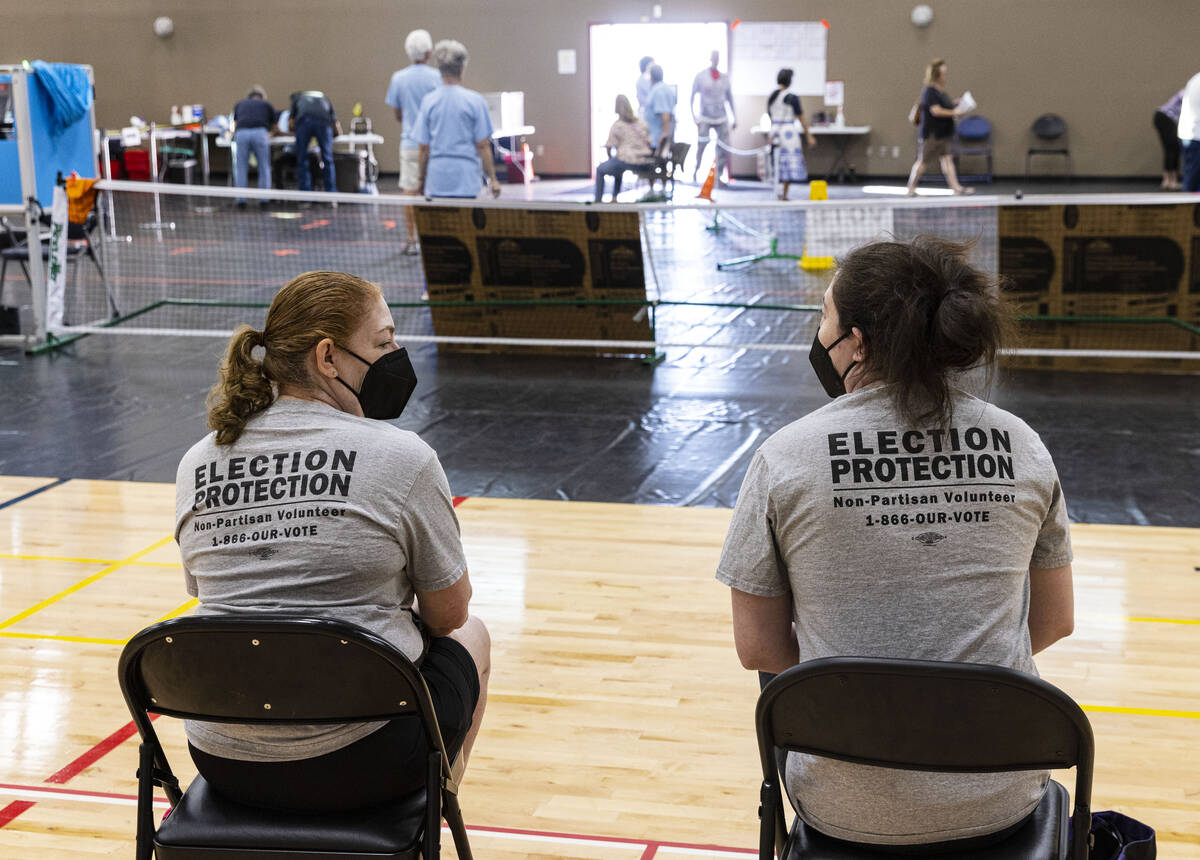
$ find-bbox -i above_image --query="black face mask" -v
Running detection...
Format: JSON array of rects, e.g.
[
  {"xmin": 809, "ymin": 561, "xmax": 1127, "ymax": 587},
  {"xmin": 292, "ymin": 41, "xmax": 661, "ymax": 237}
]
[
  {"xmin": 809, "ymin": 329, "xmax": 857, "ymax": 398},
  {"xmin": 335, "ymin": 347, "xmax": 418, "ymax": 420}
]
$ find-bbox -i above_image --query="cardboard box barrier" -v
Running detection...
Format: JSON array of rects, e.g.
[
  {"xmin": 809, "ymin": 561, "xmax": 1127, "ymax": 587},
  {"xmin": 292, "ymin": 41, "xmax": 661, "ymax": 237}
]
[
  {"xmin": 414, "ymin": 206, "xmax": 652, "ymax": 355},
  {"xmin": 999, "ymin": 202, "xmax": 1199, "ymax": 373}
]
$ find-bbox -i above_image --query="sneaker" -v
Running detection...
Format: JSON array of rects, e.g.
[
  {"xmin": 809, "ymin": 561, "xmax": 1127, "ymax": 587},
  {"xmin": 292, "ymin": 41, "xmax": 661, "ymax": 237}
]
[
  {"xmin": 235, "ymin": 200, "xmax": 247, "ymax": 210},
  {"xmin": 402, "ymin": 242, "xmax": 420, "ymax": 256}
]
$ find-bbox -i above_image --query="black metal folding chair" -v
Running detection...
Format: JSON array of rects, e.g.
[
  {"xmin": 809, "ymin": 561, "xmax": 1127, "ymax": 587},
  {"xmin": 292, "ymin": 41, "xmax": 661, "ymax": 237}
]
[
  {"xmin": 118, "ymin": 615, "xmax": 473, "ymax": 860},
  {"xmin": 0, "ymin": 198, "xmax": 117, "ymax": 319},
  {"xmin": 756, "ymin": 657, "xmax": 1094, "ymax": 860}
]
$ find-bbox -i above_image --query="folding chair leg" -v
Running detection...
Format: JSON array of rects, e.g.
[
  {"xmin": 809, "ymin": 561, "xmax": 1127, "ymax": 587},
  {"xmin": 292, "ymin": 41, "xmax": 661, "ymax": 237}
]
[
  {"xmin": 424, "ymin": 750, "xmax": 442, "ymax": 859},
  {"xmin": 136, "ymin": 742, "xmax": 157, "ymax": 860},
  {"xmin": 87, "ymin": 241, "xmax": 119, "ymax": 317},
  {"xmin": 443, "ymin": 791, "xmax": 473, "ymax": 860}
]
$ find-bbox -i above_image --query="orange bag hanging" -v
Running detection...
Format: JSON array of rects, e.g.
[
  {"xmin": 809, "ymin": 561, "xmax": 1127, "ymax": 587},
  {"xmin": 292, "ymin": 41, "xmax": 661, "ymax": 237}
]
[{"xmin": 66, "ymin": 175, "xmax": 99, "ymax": 225}]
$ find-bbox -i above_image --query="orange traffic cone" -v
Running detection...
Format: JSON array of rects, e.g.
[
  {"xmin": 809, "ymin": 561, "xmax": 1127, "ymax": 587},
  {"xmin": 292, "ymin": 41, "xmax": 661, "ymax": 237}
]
[{"xmin": 697, "ymin": 164, "xmax": 717, "ymax": 201}]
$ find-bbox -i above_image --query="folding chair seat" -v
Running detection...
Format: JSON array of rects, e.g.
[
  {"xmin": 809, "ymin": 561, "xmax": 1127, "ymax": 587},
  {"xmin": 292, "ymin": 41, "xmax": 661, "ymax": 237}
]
[
  {"xmin": 118, "ymin": 615, "xmax": 473, "ymax": 860},
  {"xmin": 755, "ymin": 657, "xmax": 1094, "ymax": 860}
]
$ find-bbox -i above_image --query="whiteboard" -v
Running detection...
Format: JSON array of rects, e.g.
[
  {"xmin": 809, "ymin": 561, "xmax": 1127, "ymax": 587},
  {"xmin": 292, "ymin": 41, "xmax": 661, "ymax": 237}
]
[{"xmin": 731, "ymin": 22, "xmax": 827, "ymax": 96}]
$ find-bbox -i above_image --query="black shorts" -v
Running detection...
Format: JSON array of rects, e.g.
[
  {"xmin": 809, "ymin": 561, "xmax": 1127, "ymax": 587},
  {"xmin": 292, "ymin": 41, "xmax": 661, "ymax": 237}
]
[{"xmin": 188, "ymin": 636, "xmax": 479, "ymax": 812}]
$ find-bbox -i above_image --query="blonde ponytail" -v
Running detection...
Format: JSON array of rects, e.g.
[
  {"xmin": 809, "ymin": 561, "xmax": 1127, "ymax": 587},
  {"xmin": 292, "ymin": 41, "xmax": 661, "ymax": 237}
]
[{"xmin": 206, "ymin": 325, "xmax": 274, "ymax": 445}]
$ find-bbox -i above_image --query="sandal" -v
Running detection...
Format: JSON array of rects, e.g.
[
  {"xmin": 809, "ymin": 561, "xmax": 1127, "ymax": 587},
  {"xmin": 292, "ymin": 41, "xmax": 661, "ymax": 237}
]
[{"xmin": 954, "ymin": 187, "xmax": 975, "ymax": 196}]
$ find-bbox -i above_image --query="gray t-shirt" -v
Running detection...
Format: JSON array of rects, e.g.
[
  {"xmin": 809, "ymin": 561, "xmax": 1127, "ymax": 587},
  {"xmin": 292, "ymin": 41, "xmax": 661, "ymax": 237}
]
[
  {"xmin": 175, "ymin": 398, "xmax": 467, "ymax": 761},
  {"xmin": 716, "ymin": 383, "xmax": 1072, "ymax": 846},
  {"xmin": 692, "ymin": 69, "xmax": 733, "ymax": 124}
]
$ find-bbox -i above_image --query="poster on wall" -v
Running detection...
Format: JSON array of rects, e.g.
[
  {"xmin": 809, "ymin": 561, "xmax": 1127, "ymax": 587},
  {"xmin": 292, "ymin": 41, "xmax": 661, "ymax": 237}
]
[
  {"xmin": 731, "ymin": 21, "xmax": 827, "ymax": 95},
  {"xmin": 413, "ymin": 206, "xmax": 652, "ymax": 354}
]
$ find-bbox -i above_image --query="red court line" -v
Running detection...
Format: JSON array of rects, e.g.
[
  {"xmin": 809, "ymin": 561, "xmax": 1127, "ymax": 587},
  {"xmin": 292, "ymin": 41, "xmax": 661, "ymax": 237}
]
[
  {"xmin": 0, "ymin": 782, "xmax": 757, "ymax": 854},
  {"xmin": 452, "ymin": 496, "xmax": 468, "ymax": 507},
  {"xmin": 45, "ymin": 718, "xmax": 145, "ymax": 785},
  {"xmin": 0, "ymin": 800, "xmax": 35, "ymax": 827},
  {"xmin": 0, "ymin": 715, "xmax": 158, "ymax": 828}
]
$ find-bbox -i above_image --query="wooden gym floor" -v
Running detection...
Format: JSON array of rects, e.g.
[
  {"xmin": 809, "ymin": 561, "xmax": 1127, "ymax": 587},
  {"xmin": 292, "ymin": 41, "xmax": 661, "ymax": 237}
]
[{"xmin": 0, "ymin": 476, "xmax": 1197, "ymax": 858}]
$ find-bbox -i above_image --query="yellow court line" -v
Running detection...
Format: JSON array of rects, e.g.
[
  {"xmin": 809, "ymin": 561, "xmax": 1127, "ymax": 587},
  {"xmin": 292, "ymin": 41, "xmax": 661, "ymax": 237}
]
[
  {"xmin": 0, "ymin": 630, "xmax": 126, "ymax": 646},
  {"xmin": 0, "ymin": 552, "xmax": 180, "ymax": 568},
  {"xmin": 153, "ymin": 598, "xmax": 200, "ymax": 624},
  {"xmin": 1082, "ymin": 704, "xmax": 1200, "ymax": 720},
  {"xmin": 0, "ymin": 535, "xmax": 175, "ymax": 631},
  {"xmin": 1126, "ymin": 616, "xmax": 1200, "ymax": 626},
  {"xmin": 0, "ymin": 596, "xmax": 197, "ymax": 646}
]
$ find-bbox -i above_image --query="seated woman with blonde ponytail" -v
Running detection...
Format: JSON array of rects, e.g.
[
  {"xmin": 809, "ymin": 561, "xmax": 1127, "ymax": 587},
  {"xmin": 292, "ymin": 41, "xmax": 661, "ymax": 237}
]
[
  {"xmin": 717, "ymin": 237, "xmax": 1075, "ymax": 852},
  {"xmin": 174, "ymin": 270, "xmax": 490, "ymax": 812}
]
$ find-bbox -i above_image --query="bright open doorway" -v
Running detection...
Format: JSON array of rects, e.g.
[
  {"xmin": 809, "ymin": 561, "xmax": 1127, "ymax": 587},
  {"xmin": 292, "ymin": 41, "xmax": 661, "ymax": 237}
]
[{"xmin": 588, "ymin": 21, "xmax": 729, "ymax": 190}]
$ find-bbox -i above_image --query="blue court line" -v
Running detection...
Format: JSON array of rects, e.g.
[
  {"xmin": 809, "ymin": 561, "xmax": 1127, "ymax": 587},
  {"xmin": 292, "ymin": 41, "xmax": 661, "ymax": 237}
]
[{"xmin": 0, "ymin": 478, "xmax": 70, "ymax": 511}]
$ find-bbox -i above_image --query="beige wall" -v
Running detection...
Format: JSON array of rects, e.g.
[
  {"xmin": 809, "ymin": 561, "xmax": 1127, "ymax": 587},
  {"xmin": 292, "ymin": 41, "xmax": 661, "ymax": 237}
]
[{"xmin": 4, "ymin": 0, "xmax": 1197, "ymax": 178}]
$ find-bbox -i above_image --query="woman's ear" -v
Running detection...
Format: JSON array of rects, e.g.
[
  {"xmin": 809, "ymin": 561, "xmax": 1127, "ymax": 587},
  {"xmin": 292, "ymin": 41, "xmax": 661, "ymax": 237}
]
[
  {"xmin": 850, "ymin": 326, "xmax": 867, "ymax": 361},
  {"xmin": 313, "ymin": 337, "xmax": 338, "ymax": 378}
]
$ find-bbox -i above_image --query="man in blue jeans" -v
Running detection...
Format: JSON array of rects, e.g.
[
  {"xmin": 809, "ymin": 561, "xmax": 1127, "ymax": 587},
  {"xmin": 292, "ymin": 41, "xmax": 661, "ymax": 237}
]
[
  {"xmin": 232, "ymin": 85, "xmax": 277, "ymax": 207},
  {"xmin": 289, "ymin": 90, "xmax": 342, "ymax": 193}
]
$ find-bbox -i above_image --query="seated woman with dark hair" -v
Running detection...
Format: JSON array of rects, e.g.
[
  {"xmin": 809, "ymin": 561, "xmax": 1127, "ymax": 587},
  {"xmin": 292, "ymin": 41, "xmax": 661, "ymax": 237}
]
[
  {"xmin": 176, "ymin": 270, "xmax": 490, "ymax": 812},
  {"xmin": 716, "ymin": 237, "xmax": 1074, "ymax": 852}
]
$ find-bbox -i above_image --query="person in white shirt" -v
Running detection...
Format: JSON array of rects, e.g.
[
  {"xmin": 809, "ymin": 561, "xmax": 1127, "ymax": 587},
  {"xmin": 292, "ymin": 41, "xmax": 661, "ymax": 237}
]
[
  {"xmin": 1177, "ymin": 72, "xmax": 1200, "ymax": 192},
  {"xmin": 691, "ymin": 50, "xmax": 736, "ymax": 184}
]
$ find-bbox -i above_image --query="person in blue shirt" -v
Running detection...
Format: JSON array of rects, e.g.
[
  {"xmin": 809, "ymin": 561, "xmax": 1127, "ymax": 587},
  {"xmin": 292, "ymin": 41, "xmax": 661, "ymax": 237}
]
[
  {"xmin": 385, "ymin": 28, "xmax": 442, "ymax": 252},
  {"xmin": 414, "ymin": 40, "xmax": 500, "ymax": 199},
  {"xmin": 645, "ymin": 64, "xmax": 676, "ymax": 158},
  {"xmin": 231, "ymin": 85, "xmax": 277, "ymax": 207},
  {"xmin": 635, "ymin": 56, "xmax": 654, "ymax": 120}
]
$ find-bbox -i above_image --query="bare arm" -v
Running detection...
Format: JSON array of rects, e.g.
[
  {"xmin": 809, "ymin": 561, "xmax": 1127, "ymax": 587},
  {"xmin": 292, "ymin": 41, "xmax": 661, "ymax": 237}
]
[
  {"xmin": 731, "ymin": 588, "xmax": 798, "ymax": 674},
  {"xmin": 660, "ymin": 113, "xmax": 674, "ymax": 150},
  {"xmin": 1028, "ymin": 563, "xmax": 1074, "ymax": 654},
  {"xmin": 798, "ymin": 108, "xmax": 816, "ymax": 147},
  {"xmin": 417, "ymin": 144, "xmax": 429, "ymax": 194},
  {"xmin": 414, "ymin": 570, "xmax": 473, "ymax": 638},
  {"xmin": 475, "ymin": 138, "xmax": 500, "ymax": 197},
  {"xmin": 929, "ymin": 104, "xmax": 959, "ymax": 118}
]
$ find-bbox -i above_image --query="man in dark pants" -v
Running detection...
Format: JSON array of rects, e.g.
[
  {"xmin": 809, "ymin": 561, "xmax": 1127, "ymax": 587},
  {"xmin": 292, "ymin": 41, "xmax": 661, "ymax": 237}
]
[{"xmin": 289, "ymin": 90, "xmax": 343, "ymax": 193}]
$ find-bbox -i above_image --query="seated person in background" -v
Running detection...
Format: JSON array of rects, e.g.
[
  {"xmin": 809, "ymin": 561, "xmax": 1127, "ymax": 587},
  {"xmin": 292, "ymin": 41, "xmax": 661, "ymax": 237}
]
[
  {"xmin": 231, "ymin": 85, "xmax": 277, "ymax": 207},
  {"xmin": 414, "ymin": 39, "xmax": 500, "ymax": 199},
  {"xmin": 175, "ymin": 271, "xmax": 490, "ymax": 812},
  {"xmin": 289, "ymin": 90, "xmax": 342, "ymax": 193},
  {"xmin": 595, "ymin": 94, "xmax": 653, "ymax": 202},
  {"xmin": 716, "ymin": 237, "xmax": 1074, "ymax": 853}
]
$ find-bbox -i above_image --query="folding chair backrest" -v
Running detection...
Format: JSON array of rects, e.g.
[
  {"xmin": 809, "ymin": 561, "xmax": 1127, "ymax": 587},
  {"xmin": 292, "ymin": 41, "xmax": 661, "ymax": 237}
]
[
  {"xmin": 119, "ymin": 616, "xmax": 430, "ymax": 726},
  {"xmin": 757, "ymin": 657, "xmax": 1092, "ymax": 776},
  {"xmin": 1032, "ymin": 114, "xmax": 1067, "ymax": 141},
  {"xmin": 957, "ymin": 115, "xmax": 991, "ymax": 142}
]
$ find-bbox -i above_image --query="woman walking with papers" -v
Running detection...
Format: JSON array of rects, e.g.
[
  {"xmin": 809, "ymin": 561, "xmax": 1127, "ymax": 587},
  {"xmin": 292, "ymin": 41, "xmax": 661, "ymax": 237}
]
[{"xmin": 905, "ymin": 58, "xmax": 974, "ymax": 196}]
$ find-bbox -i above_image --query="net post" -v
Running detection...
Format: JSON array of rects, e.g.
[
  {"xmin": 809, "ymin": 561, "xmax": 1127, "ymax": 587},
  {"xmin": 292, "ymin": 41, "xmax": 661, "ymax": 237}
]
[{"xmin": 11, "ymin": 67, "xmax": 48, "ymax": 349}]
